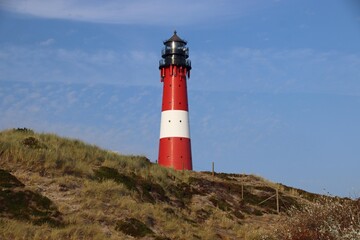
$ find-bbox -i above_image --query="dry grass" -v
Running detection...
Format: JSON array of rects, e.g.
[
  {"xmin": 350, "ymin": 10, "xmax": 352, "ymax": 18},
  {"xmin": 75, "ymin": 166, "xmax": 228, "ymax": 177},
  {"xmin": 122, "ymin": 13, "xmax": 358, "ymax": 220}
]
[{"xmin": 1, "ymin": 128, "xmax": 357, "ymax": 240}]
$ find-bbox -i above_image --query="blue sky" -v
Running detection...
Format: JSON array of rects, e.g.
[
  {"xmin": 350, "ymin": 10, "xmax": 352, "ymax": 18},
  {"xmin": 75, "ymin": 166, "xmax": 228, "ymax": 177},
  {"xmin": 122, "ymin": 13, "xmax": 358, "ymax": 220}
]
[{"xmin": 1, "ymin": 0, "xmax": 360, "ymax": 197}]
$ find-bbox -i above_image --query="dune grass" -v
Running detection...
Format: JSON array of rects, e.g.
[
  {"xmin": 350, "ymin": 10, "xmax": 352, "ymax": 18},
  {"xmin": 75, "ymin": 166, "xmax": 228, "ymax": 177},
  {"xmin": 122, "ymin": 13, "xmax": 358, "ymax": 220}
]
[
  {"xmin": 0, "ymin": 128, "xmax": 151, "ymax": 177},
  {"xmin": 1, "ymin": 128, "xmax": 358, "ymax": 240}
]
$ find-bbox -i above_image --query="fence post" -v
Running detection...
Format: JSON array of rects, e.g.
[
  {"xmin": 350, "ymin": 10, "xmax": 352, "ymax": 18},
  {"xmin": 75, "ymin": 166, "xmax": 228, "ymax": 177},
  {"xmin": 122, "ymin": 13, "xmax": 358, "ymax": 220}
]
[
  {"xmin": 276, "ymin": 188, "xmax": 280, "ymax": 213},
  {"xmin": 212, "ymin": 161, "xmax": 215, "ymax": 177}
]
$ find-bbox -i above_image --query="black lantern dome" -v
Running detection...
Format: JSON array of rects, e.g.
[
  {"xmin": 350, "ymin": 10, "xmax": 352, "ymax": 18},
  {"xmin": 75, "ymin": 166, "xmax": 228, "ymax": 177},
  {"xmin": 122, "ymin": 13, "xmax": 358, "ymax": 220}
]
[{"xmin": 159, "ymin": 31, "xmax": 191, "ymax": 70}]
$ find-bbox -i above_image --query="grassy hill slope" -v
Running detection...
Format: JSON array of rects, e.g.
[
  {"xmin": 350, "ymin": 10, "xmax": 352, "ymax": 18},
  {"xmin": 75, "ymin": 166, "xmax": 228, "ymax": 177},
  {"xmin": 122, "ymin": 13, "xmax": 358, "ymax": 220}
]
[{"xmin": 0, "ymin": 129, "xmax": 358, "ymax": 240}]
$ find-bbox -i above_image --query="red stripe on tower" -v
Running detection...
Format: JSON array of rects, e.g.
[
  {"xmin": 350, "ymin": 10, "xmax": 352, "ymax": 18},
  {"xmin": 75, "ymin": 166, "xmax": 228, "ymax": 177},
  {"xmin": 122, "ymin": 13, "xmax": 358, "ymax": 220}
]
[{"xmin": 158, "ymin": 31, "xmax": 192, "ymax": 170}]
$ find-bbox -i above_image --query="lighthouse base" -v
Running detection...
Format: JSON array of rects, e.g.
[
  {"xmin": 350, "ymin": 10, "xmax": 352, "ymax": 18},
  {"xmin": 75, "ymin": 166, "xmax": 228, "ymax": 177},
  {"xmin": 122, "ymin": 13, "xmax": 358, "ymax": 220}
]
[{"xmin": 158, "ymin": 137, "xmax": 192, "ymax": 170}]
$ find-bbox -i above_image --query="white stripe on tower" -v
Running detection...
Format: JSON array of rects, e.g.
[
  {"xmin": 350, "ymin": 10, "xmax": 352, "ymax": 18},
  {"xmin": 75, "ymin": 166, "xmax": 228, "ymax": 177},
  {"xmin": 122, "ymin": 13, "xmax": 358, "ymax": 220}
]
[{"xmin": 159, "ymin": 110, "xmax": 190, "ymax": 138}]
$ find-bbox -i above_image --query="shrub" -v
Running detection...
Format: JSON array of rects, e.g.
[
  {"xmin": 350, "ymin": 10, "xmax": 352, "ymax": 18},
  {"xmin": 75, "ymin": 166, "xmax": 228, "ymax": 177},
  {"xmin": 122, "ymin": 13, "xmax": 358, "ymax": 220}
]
[{"xmin": 275, "ymin": 197, "xmax": 360, "ymax": 240}]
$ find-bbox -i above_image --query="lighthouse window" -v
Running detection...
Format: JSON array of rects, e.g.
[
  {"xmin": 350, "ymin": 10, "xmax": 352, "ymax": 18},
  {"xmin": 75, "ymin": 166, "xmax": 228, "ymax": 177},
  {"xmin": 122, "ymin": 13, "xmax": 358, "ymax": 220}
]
[
  {"xmin": 168, "ymin": 120, "xmax": 171, "ymax": 123},
  {"xmin": 179, "ymin": 120, "xmax": 182, "ymax": 123}
]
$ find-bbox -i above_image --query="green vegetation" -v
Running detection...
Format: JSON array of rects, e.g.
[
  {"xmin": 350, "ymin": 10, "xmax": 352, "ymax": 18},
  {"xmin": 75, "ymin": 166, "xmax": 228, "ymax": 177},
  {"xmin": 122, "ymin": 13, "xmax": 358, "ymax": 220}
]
[
  {"xmin": 0, "ymin": 128, "xmax": 358, "ymax": 239},
  {"xmin": 115, "ymin": 218, "xmax": 154, "ymax": 237},
  {"xmin": 0, "ymin": 169, "xmax": 63, "ymax": 227},
  {"xmin": 0, "ymin": 169, "xmax": 24, "ymax": 188}
]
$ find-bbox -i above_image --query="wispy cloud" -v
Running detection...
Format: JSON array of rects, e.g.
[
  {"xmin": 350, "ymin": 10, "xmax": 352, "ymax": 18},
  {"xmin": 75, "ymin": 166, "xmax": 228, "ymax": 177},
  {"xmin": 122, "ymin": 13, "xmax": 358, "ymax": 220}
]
[
  {"xmin": 2, "ymin": 43, "xmax": 360, "ymax": 96},
  {"xmin": 191, "ymin": 47, "xmax": 360, "ymax": 95},
  {"xmin": 39, "ymin": 38, "xmax": 55, "ymax": 46},
  {"xmin": 0, "ymin": 0, "xmax": 258, "ymax": 25},
  {"xmin": 0, "ymin": 45, "xmax": 158, "ymax": 85}
]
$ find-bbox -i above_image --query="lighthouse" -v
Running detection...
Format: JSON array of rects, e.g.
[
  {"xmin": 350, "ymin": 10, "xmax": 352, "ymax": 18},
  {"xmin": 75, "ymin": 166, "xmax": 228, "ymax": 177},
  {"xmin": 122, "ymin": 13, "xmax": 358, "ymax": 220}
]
[{"xmin": 158, "ymin": 31, "xmax": 192, "ymax": 170}]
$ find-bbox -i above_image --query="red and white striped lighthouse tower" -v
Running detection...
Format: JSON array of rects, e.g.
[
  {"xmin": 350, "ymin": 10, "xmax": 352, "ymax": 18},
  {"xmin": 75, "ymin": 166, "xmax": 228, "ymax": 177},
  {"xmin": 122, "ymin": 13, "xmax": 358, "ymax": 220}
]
[{"xmin": 158, "ymin": 31, "xmax": 192, "ymax": 170}]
